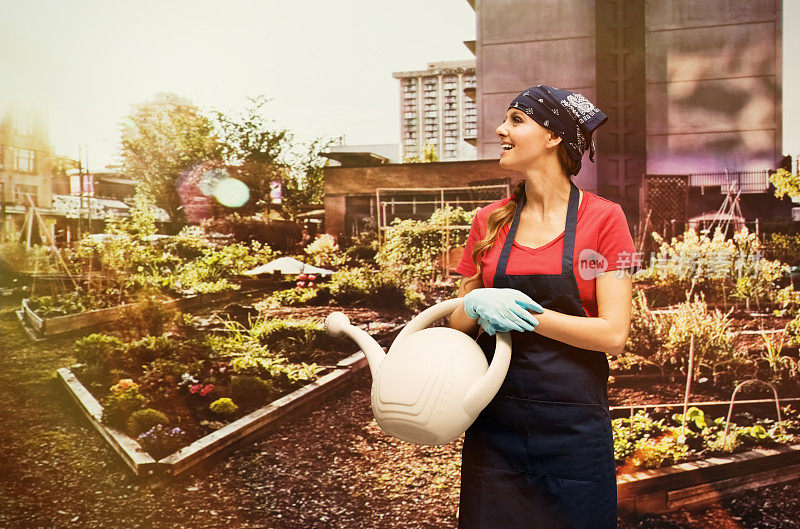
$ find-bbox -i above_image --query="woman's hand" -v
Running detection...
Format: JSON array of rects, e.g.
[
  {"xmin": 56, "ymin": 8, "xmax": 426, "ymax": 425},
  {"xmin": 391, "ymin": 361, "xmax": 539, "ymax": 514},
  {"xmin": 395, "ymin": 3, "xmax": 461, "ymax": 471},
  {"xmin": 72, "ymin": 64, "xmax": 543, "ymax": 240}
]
[{"xmin": 463, "ymin": 288, "xmax": 544, "ymax": 334}]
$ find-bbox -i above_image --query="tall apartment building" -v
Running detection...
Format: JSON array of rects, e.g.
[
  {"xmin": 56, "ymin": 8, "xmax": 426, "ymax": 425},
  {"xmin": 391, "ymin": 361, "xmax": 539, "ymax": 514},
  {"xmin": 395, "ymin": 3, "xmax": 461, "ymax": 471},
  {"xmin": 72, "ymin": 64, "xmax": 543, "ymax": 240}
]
[
  {"xmin": 392, "ymin": 60, "xmax": 477, "ymax": 162},
  {"xmin": 467, "ymin": 0, "xmax": 783, "ymax": 221}
]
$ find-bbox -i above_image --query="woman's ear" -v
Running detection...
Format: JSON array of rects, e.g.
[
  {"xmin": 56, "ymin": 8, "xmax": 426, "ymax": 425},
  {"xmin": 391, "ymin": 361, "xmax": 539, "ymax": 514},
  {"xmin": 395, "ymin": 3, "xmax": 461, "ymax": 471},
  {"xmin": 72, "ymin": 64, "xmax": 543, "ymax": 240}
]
[{"xmin": 546, "ymin": 131, "xmax": 563, "ymax": 149}]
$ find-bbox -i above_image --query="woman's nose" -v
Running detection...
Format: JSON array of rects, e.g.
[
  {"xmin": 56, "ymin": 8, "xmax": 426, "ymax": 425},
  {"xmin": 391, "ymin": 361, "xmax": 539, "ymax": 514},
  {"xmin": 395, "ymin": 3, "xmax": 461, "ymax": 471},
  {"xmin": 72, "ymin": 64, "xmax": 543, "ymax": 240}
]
[{"xmin": 496, "ymin": 121, "xmax": 507, "ymax": 137}]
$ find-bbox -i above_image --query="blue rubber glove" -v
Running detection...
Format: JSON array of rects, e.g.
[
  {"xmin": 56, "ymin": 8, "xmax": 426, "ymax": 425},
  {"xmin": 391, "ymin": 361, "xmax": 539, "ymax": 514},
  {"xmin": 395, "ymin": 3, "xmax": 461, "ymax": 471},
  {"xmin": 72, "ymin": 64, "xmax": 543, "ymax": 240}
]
[{"xmin": 463, "ymin": 288, "xmax": 544, "ymax": 334}]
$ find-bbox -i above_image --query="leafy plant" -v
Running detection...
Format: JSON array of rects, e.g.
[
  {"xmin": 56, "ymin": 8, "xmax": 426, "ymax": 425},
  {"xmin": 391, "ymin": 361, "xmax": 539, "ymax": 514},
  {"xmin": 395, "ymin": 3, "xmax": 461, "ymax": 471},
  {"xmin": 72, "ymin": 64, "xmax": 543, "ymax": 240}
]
[
  {"xmin": 230, "ymin": 375, "xmax": 274, "ymax": 408},
  {"xmin": 634, "ymin": 226, "xmax": 786, "ymax": 308},
  {"xmin": 376, "ymin": 206, "xmax": 478, "ymax": 284},
  {"xmin": 625, "ymin": 289, "xmax": 668, "ymax": 358},
  {"xmin": 139, "ymin": 359, "xmax": 184, "ymax": 400},
  {"xmin": 259, "ymin": 287, "xmax": 320, "ymax": 309},
  {"xmin": 100, "ymin": 386, "xmax": 148, "ymax": 430},
  {"xmin": 127, "ymin": 408, "xmax": 170, "ymax": 437},
  {"xmin": 304, "ymin": 234, "xmax": 346, "ymax": 267},
  {"xmin": 612, "ymin": 411, "xmax": 669, "ymax": 463},
  {"xmin": 756, "ymin": 329, "xmax": 798, "ymax": 383},
  {"xmin": 655, "ymin": 293, "xmax": 742, "ymax": 380},
  {"xmin": 769, "ymin": 168, "xmax": 800, "ymax": 201},
  {"xmin": 209, "ymin": 397, "xmax": 239, "ymax": 416},
  {"xmin": 323, "ymin": 266, "xmax": 423, "ymax": 310},
  {"xmin": 283, "ymin": 362, "xmax": 323, "ymax": 384},
  {"xmin": 249, "ymin": 317, "xmax": 328, "ymax": 361},
  {"xmin": 74, "ymin": 333, "xmax": 125, "ymax": 367}
]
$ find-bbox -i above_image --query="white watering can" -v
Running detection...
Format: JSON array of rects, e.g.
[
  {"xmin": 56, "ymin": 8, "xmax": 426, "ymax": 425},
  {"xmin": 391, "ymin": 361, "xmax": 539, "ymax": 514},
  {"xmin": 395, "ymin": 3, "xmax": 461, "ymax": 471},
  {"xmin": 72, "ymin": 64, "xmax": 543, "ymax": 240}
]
[{"xmin": 325, "ymin": 298, "xmax": 511, "ymax": 446}]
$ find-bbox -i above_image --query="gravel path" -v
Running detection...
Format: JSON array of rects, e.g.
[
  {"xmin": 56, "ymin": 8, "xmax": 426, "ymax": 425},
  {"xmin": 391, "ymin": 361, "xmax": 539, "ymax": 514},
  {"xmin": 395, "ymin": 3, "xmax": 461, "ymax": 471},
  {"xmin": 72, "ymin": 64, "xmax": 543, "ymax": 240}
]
[{"xmin": 2, "ymin": 301, "xmax": 800, "ymax": 529}]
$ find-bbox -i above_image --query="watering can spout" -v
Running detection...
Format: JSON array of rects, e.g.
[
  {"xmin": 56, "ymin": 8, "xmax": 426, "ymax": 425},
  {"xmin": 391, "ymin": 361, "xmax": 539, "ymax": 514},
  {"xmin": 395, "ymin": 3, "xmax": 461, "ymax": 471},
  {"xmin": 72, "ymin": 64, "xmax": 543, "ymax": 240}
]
[
  {"xmin": 325, "ymin": 312, "xmax": 385, "ymax": 378},
  {"xmin": 462, "ymin": 332, "xmax": 512, "ymax": 415}
]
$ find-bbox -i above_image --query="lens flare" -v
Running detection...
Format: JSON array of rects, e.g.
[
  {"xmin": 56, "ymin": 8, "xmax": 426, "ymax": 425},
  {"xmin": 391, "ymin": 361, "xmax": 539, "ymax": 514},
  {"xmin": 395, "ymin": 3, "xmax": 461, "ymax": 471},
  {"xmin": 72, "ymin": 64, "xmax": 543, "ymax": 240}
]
[{"xmin": 213, "ymin": 177, "xmax": 250, "ymax": 208}]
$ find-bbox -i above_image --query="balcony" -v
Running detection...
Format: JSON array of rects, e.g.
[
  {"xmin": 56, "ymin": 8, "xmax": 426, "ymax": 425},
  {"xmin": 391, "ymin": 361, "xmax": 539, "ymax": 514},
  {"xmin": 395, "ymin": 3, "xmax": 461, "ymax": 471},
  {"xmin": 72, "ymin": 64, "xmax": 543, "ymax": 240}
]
[{"xmin": 689, "ymin": 170, "xmax": 771, "ymax": 194}]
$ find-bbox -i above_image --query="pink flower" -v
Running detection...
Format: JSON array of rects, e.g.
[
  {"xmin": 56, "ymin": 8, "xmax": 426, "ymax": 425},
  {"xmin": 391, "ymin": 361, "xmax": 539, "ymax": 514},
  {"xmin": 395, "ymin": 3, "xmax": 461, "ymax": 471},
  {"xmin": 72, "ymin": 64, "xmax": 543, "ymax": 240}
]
[
  {"xmin": 200, "ymin": 384, "xmax": 214, "ymax": 396},
  {"xmin": 189, "ymin": 384, "xmax": 202, "ymax": 394}
]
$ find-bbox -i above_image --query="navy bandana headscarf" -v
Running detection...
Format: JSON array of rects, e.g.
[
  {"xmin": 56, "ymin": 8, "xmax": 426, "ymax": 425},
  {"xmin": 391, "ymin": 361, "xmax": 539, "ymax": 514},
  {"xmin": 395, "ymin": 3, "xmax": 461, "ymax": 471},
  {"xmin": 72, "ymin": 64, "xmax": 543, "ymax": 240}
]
[{"xmin": 508, "ymin": 84, "xmax": 608, "ymax": 175}]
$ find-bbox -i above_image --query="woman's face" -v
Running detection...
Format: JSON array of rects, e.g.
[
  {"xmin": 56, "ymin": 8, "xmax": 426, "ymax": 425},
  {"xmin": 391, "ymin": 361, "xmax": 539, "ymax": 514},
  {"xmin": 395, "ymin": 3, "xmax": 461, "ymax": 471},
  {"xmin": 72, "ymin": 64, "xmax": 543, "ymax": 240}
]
[{"xmin": 496, "ymin": 108, "xmax": 560, "ymax": 171}]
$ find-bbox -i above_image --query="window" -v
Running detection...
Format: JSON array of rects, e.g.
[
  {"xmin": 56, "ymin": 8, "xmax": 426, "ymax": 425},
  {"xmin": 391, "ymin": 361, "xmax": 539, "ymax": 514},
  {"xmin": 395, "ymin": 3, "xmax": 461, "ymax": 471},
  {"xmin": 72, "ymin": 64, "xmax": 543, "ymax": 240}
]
[{"xmin": 13, "ymin": 148, "xmax": 35, "ymax": 173}]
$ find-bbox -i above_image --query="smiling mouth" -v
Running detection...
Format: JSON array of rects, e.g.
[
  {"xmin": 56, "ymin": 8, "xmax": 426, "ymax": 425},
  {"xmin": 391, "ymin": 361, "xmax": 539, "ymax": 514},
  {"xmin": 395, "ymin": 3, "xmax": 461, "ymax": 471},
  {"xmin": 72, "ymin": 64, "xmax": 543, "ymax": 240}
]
[{"xmin": 501, "ymin": 143, "xmax": 514, "ymax": 152}]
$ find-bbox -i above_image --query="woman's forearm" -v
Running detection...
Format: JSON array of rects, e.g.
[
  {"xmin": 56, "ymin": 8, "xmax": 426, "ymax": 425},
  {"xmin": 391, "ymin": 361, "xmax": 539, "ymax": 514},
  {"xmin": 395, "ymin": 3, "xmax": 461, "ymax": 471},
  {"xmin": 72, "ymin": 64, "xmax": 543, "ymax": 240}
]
[
  {"xmin": 531, "ymin": 308, "xmax": 625, "ymax": 356},
  {"xmin": 448, "ymin": 304, "xmax": 480, "ymax": 337}
]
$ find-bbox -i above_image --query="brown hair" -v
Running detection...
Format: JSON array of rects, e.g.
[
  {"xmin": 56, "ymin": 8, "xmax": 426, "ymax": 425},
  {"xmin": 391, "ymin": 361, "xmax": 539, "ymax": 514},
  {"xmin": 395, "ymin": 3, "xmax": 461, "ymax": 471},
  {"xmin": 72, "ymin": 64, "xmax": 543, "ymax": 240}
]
[{"xmin": 469, "ymin": 140, "xmax": 580, "ymax": 282}]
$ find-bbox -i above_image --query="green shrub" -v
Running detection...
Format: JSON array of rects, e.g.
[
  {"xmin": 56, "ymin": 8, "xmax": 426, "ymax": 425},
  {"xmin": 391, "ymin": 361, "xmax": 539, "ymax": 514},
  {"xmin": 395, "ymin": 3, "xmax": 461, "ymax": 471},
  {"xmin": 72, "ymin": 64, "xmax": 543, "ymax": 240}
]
[
  {"xmin": 633, "ymin": 226, "xmax": 784, "ymax": 307},
  {"xmin": 249, "ymin": 317, "xmax": 326, "ymax": 359},
  {"xmin": 730, "ymin": 257, "xmax": 786, "ymax": 311},
  {"xmin": 209, "ymin": 397, "xmax": 238, "ymax": 416},
  {"xmin": 654, "ymin": 294, "xmax": 742, "ymax": 378},
  {"xmin": 230, "ymin": 376, "xmax": 274, "ymax": 408},
  {"xmin": 625, "ymin": 289, "xmax": 669, "ymax": 358},
  {"xmin": 323, "ymin": 267, "xmax": 422, "ymax": 310},
  {"xmin": 376, "ymin": 206, "xmax": 478, "ymax": 284},
  {"xmin": 765, "ymin": 232, "xmax": 800, "ymax": 266},
  {"xmin": 139, "ymin": 359, "xmax": 184, "ymax": 399},
  {"xmin": 128, "ymin": 334, "xmax": 176, "ymax": 363},
  {"xmin": 127, "ymin": 408, "xmax": 170, "ymax": 437},
  {"xmin": 74, "ymin": 333, "xmax": 125, "ymax": 366},
  {"xmin": 100, "ymin": 387, "xmax": 148, "ymax": 429},
  {"xmin": 117, "ymin": 296, "xmax": 174, "ymax": 339},
  {"xmin": 304, "ymin": 234, "xmax": 346, "ymax": 267},
  {"xmin": 261, "ymin": 287, "xmax": 319, "ymax": 308},
  {"xmin": 344, "ymin": 241, "xmax": 377, "ymax": 265}
]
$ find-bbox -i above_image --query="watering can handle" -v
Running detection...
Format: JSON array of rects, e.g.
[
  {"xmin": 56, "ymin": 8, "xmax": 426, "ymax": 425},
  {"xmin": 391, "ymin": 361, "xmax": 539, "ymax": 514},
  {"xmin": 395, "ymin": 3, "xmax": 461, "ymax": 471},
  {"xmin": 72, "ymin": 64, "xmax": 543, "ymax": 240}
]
[{"xmin": 388, "ymin": 298, "xmax": 465, "ymax": 355}]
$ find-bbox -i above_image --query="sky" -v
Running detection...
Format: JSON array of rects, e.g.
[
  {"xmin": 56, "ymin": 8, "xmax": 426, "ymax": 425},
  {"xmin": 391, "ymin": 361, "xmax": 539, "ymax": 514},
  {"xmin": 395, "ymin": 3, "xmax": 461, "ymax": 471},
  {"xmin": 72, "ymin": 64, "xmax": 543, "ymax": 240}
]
[{"xmin": 0, "ymin": 0, "xmax": 798, "ymax": 172}]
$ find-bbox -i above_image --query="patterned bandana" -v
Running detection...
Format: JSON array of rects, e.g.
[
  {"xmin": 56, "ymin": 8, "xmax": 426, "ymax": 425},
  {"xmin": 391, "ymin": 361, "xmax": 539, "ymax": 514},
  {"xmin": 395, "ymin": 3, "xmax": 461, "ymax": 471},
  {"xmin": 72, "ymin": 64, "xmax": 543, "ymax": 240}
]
[{"xmin": 508, "ymin": 85, "xmax": 608, "ymax": 175}]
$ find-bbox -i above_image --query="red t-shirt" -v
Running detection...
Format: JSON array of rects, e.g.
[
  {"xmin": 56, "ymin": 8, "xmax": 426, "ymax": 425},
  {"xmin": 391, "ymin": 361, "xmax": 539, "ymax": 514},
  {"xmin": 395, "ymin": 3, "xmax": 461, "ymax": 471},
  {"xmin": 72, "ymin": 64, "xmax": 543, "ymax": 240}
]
[{"xmin": 455, "ymin": 190, "xmax": 639, "ymax": 318}]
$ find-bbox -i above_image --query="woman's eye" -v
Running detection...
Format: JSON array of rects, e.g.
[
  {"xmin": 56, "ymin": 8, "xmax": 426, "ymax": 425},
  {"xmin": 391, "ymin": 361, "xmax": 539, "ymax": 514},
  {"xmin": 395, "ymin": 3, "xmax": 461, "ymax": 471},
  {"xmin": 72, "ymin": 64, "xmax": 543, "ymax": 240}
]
[{"xmin": 513, "ymin": 117, "xmax": 521, "ymax": 123}]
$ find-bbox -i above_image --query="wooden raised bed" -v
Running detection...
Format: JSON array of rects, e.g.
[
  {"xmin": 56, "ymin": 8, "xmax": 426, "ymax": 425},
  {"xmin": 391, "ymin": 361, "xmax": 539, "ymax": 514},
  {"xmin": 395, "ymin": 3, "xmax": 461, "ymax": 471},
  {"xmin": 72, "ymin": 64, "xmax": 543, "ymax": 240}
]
[
  {"xmin": 56, "ymin": 325, "xmax": 380, "ymax": 479},
  {"xmin": 57, "ymin": 367, "xmax": 158, "ymax": 477},
  {"xmin": 617, "ymin": 443, "xmax": 800, "ymax": 513},
  {"xmin": 18, "ymin": 288, "xmax": 253, "ymax": 340}
]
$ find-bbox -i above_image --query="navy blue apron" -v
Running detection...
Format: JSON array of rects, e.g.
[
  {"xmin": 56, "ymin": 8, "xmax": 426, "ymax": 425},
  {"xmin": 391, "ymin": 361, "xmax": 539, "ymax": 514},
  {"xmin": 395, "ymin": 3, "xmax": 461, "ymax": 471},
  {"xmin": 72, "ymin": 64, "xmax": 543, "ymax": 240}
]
[{"xmin": 458, "ymin": 181, "xmax": 617, "ymax": 529}]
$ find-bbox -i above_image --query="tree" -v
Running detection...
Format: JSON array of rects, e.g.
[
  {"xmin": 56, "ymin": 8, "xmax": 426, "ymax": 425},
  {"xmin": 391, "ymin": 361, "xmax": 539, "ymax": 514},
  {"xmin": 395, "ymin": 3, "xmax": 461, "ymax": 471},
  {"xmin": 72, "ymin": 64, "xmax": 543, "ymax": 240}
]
[
  {"xmin": 403, "ymin": 143, "xmax": 439, "ymax": 163},
  {"xmin": 121, "ymin": 96, "xmax": 222, "ymax": 224},
  {"xmin": 212, "ymin": 96, "xmax": 292, "ymax": 217},
  {"xmin": 769, "ymin": 168, "xmax": 800, "ymax": 201},
  {"xmin": 281, "ymin": 136, "xmax": 336, "ymax": 219}
]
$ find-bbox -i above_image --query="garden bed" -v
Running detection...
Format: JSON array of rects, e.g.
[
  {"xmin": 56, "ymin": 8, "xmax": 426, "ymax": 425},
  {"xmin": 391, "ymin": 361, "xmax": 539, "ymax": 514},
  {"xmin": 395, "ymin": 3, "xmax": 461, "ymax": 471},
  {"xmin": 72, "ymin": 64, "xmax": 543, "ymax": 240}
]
[
  {"xmin": 16, "ymin": 288, "xmax": 264, "ymax": 340},
  {"xmin": 57, "ymin": 301, "xmax": 407, "ymax": 478},
  {"xmin": 56, "ymin": 349, "xmax": 377, "ymax": 478},
  {"xmin": 617, "ymin": 443, "xmax": 800, "ymax": 514}
]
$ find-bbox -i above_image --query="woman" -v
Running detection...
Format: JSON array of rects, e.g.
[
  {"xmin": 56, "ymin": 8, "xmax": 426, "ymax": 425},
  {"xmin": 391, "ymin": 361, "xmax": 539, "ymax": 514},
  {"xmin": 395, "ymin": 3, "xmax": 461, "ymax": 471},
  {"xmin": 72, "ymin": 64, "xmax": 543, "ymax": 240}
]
[{"xmin": 448, "ymin": 85, "xmax": 637, "ymax": 529}]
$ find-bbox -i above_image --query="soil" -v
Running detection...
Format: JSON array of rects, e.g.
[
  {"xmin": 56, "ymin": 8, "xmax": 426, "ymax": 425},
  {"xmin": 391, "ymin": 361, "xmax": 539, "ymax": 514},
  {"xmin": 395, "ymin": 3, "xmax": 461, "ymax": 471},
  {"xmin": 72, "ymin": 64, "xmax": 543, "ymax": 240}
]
[{"xmin": 2, "ymin": 298, "xmax": 800, "ymax": 529}]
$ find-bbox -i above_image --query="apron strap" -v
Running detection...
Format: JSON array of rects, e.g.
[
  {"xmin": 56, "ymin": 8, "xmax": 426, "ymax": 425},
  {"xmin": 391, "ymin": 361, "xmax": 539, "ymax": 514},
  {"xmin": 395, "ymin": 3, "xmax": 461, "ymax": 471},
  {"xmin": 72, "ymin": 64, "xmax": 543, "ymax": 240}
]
[
  {"xmin": 562, "ymin": 180, "xmax": 580, "ymax": 275},
  {"xmin": 495, "ymin": 181, "xmax": 581, "ymax": 279},
  {"xmin": 495, "ymin": 188, "xmax": 526, "ymax": 278}
]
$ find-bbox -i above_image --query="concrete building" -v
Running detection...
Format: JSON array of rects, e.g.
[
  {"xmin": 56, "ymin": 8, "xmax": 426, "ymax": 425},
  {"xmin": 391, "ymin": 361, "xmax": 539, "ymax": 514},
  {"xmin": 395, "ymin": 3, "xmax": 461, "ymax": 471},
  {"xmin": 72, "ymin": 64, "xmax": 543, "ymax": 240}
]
[
  {"xmin": 323, "ymin": 142, "xmax": 401, "ymax": 166},
  {"xmin": 392, "ymin": 60, "xmax": 477, "ymax": 162},
  {"xmin": 0, "ymin": 104, "xmax": 58, "ymax": 243},
  {"xmin": 469, "ymin": 0, "xmax": 783, "ymax": 222}
]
